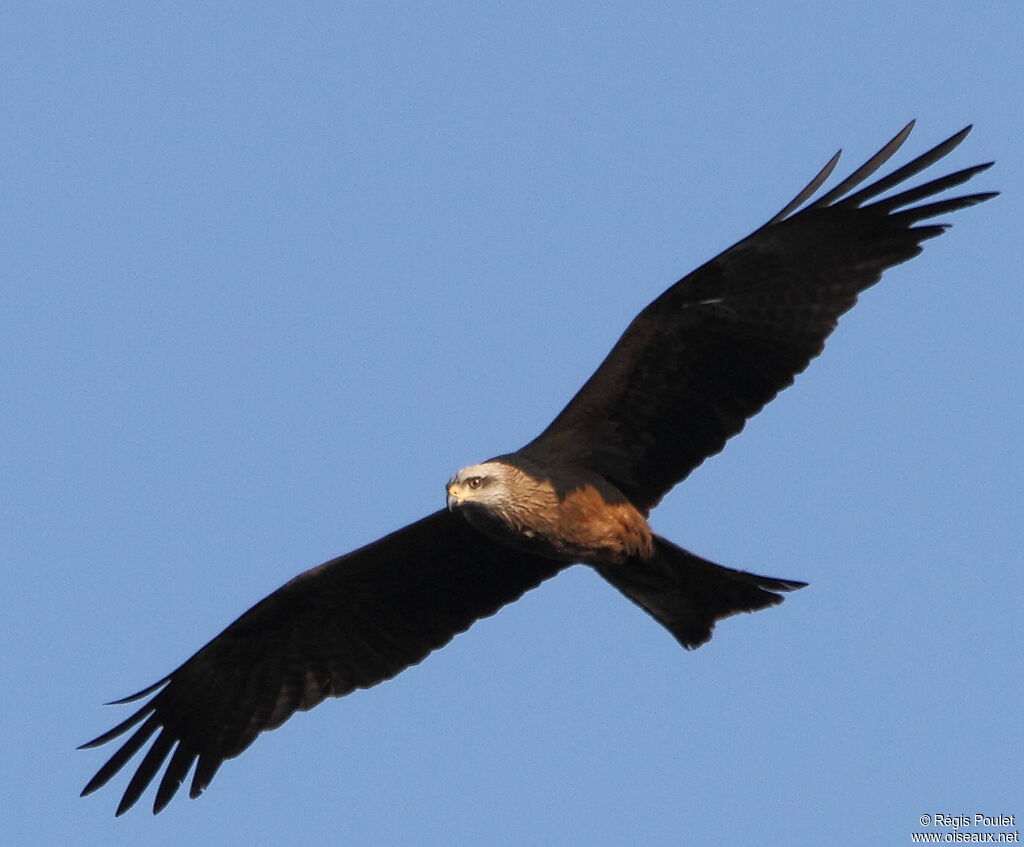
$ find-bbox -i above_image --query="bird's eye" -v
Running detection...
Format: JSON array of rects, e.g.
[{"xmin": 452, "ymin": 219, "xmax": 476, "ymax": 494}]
[{"xmin": 467, "ymin": 476, "xmax": 483, "ymax": 489}]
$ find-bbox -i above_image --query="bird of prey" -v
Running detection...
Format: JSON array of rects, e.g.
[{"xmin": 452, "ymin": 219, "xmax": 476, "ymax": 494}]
[{"xmin": 81, "ymin": 123, "xmax": 995, "ymax": 815}]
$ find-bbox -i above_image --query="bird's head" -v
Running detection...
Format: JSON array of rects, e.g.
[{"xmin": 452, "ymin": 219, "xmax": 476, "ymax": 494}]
[{"xmin": 446, "ymin": 461, "xmax": 513, "ymax": 512}]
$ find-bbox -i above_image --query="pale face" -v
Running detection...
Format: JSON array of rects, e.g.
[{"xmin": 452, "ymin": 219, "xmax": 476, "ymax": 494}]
[{"xmin": 445, "ymin": 461, "xmax": 510, "ymax": 511}]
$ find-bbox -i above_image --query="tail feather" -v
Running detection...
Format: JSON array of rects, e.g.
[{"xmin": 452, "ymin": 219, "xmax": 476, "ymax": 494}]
[{"xmin": 595, "ymin": 536, "xmax": 805, "ymax": 649}]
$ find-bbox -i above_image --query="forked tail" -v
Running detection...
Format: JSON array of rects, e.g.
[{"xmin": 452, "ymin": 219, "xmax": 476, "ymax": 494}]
[{"xmin": 595, "ymin": 536, "xmax": 806, "ymax": 649}]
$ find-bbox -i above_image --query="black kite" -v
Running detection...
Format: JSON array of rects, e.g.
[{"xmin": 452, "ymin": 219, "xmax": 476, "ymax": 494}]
[{"xmin": 81, "ymin": 123, "xmax": 995, "ymax": 815}]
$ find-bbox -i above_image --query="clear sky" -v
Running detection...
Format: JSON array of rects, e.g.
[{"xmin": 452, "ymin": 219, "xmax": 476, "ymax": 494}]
[{"xmin": 4, "ymin": 2, "xmax": 1021, "ymax": 845}]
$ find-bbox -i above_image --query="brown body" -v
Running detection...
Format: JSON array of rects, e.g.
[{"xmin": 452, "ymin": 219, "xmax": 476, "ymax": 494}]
[{"xmin": 447, "ymin": 458, "xmax": 654, "ymax": 565}]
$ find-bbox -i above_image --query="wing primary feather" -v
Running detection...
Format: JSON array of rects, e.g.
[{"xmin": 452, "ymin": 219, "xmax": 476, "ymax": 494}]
[
  {"xmin": 766, "ymin": 149, "xmax": 842, "ymax": 224},
  {"xmin": 841, "ymin": 125, "xmax": 974, "ymax": 208},
  {"xmin": 867, "ymin": 163, "xmax": 995, "ymax": 214},
  {"xmin": 153, "ymin": 743, "xmax": 198, "ymax": 814},
  {"xmin": 115, "ymin": 729, "xmax": 177, "ymax": 816},
  {"xmin": 891, "ymin": 192, "xmax": 1000, "ymax": 226},
  {"xmin": 78, "ymin": 698, "xmax": 159, "ymax": 750},
  {"xmin": 105, "ymin": 677, "xmax": 169, "ymax": 706},
  {"xmin": 806, "ymin": 120, "xmax": 916, "ymax": 209},
  {"xmin": 80, "ymin": 712, "xmax": 163, "ymax": 796},
  {"xmin": 189, "ymin": 753, "xmax": 225, "ymax": 799}
]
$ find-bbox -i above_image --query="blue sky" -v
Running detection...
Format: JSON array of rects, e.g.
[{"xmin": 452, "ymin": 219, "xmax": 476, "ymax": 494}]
[{"xmin": 4, "ymin": 3, "xmax": 1021, "ymax": 845}]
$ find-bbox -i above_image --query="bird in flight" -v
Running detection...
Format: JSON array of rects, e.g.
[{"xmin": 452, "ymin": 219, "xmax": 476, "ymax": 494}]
[{"xmin": 81, "ymin": 122, "xmax": 995, "ymax": 815}]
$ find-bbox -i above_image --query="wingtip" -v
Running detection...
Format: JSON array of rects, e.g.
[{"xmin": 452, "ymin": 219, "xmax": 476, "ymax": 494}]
[
  {"xmin": 965, "ymin": 189, "xmax": 1000, "ymax": 205},
  {"xmin": 80, "ymin": 769, "xmax": 109, "ymax": 797},
  {"xmin": 893, "ymin": 120, "xmax": 916, "ymax": 146},
  {"xmin": 105, "ymin": 677, "xmax": 168, "ymax": 706},
  {"xmin": 78, "ymin": 733, "xmax": 108, "ymax": 751},
  {"xmin": 944, "ymin": 124, "xmax": 974, "ymax": 151}
]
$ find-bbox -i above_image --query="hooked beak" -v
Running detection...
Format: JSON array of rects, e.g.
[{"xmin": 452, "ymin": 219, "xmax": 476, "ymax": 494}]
[{"xmin": 446, "ymin": 483, "xmax": 462, "ymax": 511}]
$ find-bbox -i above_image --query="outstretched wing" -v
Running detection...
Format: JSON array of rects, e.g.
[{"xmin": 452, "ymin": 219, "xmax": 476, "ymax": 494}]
[
  {"xmin": 521, "ymin": 123, "xmax": 996, "ymax": 512},
  {"xmin": 80, "ymin": 510, "xmax": 566, "ymax": 815}
]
